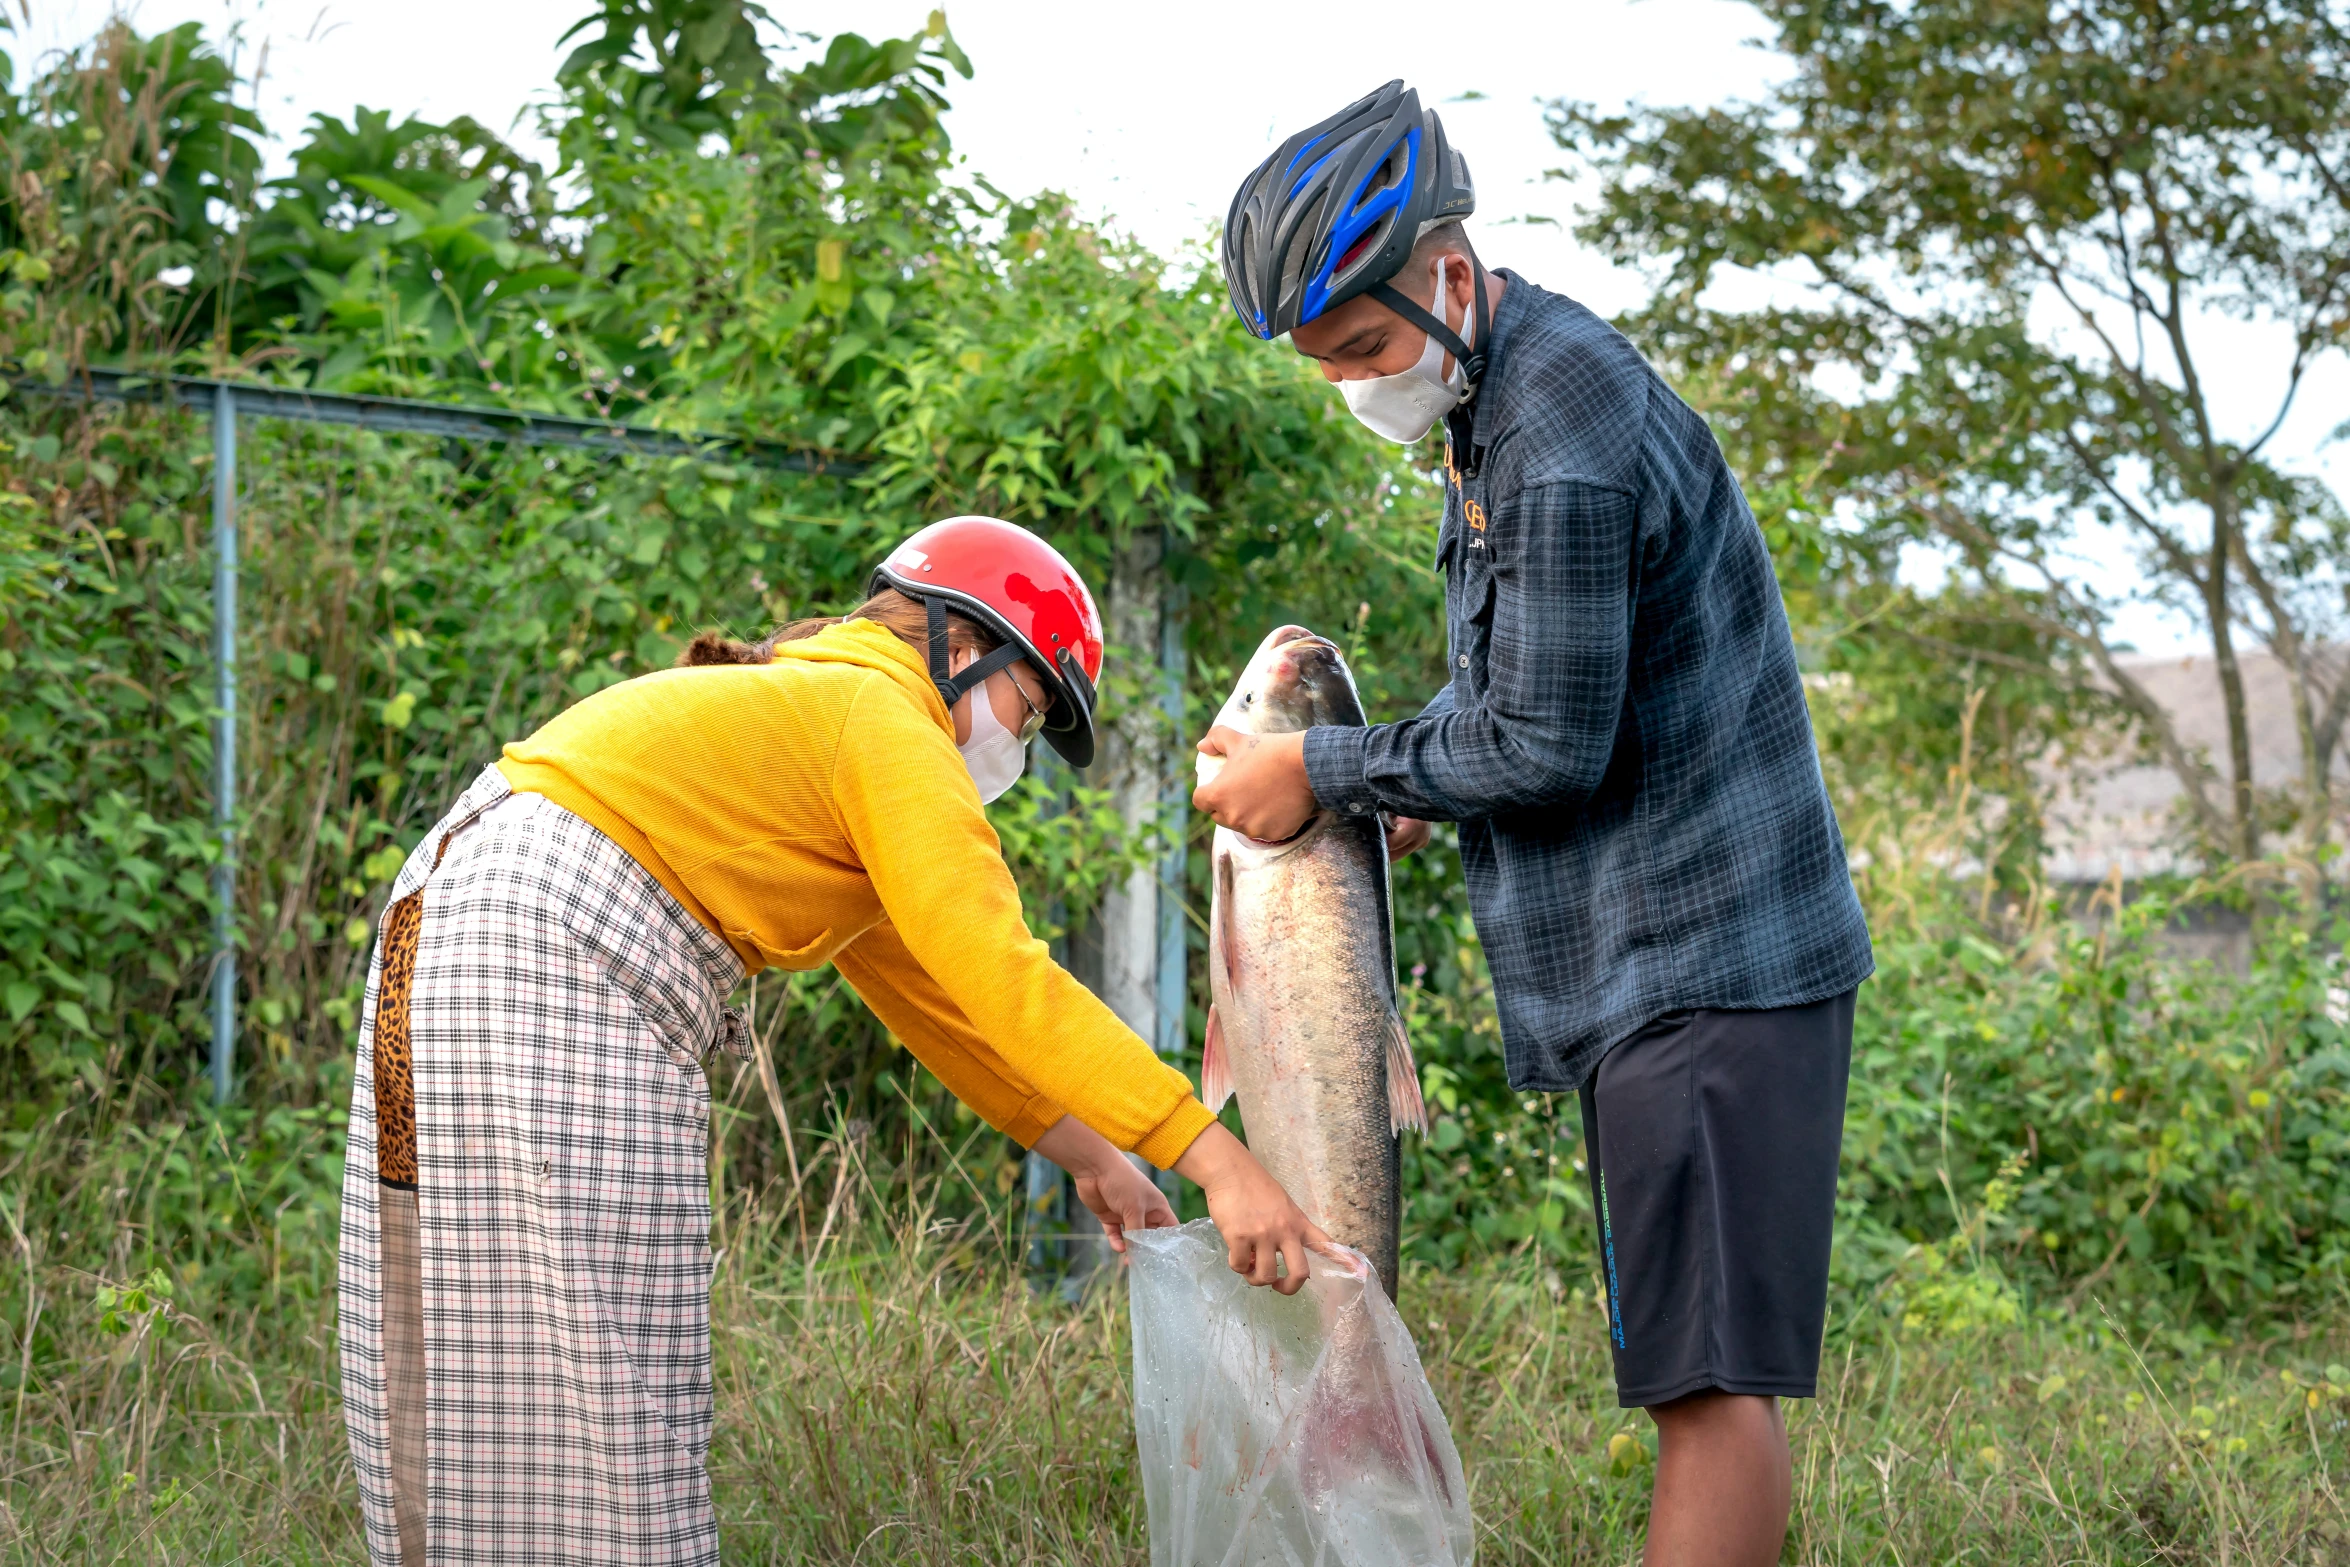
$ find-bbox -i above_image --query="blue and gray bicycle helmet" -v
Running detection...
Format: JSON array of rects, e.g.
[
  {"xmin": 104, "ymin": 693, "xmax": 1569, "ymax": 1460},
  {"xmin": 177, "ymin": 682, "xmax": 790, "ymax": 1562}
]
[{"xmin": 1221, "ymin": 80, "xmax": 1484, "ymax": 371}]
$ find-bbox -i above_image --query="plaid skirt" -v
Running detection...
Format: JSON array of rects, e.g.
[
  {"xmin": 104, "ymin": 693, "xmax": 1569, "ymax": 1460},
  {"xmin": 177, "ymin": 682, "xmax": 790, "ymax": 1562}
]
[{"xmin": 339, "ymin": 765, "xmax": 750, "ymax": 1566}]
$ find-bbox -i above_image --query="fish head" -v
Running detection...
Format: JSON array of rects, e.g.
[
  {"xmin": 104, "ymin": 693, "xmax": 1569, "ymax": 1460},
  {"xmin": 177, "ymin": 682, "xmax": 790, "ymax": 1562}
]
[
  {"xmin": 1195, "ymin": 627, "xmax": 1371, "ymax": 841},
  {"xmin": 1214, "ymin": 624, "xmax": 1369, "ymax": 738}
]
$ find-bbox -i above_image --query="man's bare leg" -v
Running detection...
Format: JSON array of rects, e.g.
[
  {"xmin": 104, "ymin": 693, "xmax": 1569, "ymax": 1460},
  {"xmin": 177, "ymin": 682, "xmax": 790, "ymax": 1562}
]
[{"xmin": 1644, "ymin": 1390, "xmax": 1789, "ymax": 1567}]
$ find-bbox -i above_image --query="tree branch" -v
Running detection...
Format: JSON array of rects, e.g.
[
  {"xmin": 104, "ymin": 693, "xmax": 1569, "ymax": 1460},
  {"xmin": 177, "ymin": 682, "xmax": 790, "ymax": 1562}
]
[
  {"xmin": 2022, "ymin": 238, "xmax": 2205, "ymax": 487},
  {"xmin": 2242, "ymin": 243, "xmax": 2350, "ymax": 461},
  {"xmin": 2055, "ymin": 429, "xmax": 2207, "ymax": 589},
  {"xmin": 1902, "ymin": 485, "xmax": 2233, "ymax": 844},
  {"xmin": 2227, "ymin": 533, "xmax": 2330, "ymax": 845},
  {"xmin": 2136, "ymin": 168, "xmax": 2227, "ymax": 480},
  {"xmin": 2312, "ymin": 653, "xmax": 2350, "ymax": 784}
]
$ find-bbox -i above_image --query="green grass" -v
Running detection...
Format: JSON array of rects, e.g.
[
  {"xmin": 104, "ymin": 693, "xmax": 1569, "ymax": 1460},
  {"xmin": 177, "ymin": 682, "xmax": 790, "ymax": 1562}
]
[{"xmin": 4, "ymin": 1189, "xmax": 2345, "ymax": 1566}]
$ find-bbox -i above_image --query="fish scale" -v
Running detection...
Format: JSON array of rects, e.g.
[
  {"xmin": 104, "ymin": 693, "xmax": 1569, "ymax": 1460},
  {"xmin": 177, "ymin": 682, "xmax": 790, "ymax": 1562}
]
[{"xmin": 1198, "ymin": 625, "xmax": 1426, "ymax": 1301}]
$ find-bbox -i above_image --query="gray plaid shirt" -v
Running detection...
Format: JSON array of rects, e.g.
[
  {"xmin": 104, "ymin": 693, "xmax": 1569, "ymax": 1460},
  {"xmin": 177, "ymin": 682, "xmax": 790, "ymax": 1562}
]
[{"xmin": 1304, "ymin": 274, "xmax": 1873, "ymax": 1092}]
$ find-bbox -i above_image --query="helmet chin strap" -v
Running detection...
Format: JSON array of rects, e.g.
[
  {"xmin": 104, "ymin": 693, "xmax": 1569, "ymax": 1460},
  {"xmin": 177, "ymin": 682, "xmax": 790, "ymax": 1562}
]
[
  {"xmin": 925, "ymin": 594, "xmax": 1024, "ymax": 713},
  {"xmin": 1365, "ymin": 252, "xmax": 1491, "ymax": 392}
]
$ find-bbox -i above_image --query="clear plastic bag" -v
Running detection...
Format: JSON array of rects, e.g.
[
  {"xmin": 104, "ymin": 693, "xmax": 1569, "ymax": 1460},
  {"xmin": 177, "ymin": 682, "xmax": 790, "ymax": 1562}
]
[{"xmin": 1126, "ymin": 1219, "xmax": 1474, "ymax": 1567}]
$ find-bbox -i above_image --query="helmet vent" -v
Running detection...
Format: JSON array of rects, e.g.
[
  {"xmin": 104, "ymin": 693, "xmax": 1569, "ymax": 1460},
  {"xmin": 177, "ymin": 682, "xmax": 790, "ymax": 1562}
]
[
  {"xmin": 1277, "ymin": 192, "xmax": 1324, "ymax": 316},
  {"xmin": 1233, "ymin": 212, "xmax": 1260, "ymax": 320},
  {"xmin": 1334, "ymin": 214, "xmax": 1395, "ymax": 285}
]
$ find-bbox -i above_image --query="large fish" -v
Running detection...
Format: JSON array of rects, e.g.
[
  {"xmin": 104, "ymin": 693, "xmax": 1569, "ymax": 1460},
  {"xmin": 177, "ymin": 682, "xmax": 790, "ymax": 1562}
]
[{"xmin": 1196, "ymin": 625, "xmax": 1426, "ymax": 1300}]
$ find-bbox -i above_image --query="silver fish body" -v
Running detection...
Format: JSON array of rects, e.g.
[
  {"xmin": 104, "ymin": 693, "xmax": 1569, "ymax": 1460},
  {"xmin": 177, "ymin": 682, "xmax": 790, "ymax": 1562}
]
[{"xmin": 1199, "ymin": 627, "xmax": 1425, "ymax": 1300}]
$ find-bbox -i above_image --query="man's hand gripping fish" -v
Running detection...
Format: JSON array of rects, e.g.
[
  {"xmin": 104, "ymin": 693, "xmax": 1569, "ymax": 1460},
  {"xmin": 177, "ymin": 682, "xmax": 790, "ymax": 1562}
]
[{"xmin": 1196, "ymin": 625, "xmax": 1428, "ymax": 1301}]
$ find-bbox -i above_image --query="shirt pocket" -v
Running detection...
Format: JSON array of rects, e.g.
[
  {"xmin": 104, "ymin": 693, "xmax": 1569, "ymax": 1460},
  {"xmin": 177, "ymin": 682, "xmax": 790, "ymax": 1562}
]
[{"xmin": 1446, "ymin": 540, "xmax": 1497, "ymax": 698}]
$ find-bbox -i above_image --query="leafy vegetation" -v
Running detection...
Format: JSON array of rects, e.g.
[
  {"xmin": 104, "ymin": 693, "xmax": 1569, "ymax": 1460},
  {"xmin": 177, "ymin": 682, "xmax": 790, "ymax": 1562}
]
[{"xmin": 0, "ymin": 2, "xmax": 1430, "ymax": 1117}]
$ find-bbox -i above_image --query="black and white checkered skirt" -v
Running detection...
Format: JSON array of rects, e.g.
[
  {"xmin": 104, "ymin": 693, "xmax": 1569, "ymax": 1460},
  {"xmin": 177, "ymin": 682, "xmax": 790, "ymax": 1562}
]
[{"xmin": 339, "ymin": 766, "xmax": 749, "ymax": 1566}]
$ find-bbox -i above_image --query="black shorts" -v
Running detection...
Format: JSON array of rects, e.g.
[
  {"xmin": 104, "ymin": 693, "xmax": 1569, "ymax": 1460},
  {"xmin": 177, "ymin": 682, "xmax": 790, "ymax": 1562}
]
[{"xmin": 1578, "ymin": 989, "xmax": 1855, "ymax": 1408}]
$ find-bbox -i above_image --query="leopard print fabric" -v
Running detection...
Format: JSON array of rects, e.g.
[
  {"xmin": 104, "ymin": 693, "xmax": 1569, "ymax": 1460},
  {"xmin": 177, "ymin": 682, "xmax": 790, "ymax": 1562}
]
[
  {"xmin": 373, "ymin": 828, "xmax": 464, "ymax": 1191},
  {"xmin": 371, "ymin": 888, "xmax": 425, "ymax": 1189}
]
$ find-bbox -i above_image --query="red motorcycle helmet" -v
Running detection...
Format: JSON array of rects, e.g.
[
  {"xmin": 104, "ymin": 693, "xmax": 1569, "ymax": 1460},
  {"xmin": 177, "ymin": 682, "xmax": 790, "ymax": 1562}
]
[{"xmin": 870, "ymin": 516, "xmax": 1106, "ymax": 767}]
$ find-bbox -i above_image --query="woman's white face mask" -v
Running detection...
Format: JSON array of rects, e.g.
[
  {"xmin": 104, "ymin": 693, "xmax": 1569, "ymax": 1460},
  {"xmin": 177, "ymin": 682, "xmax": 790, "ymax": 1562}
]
[
  {"xmin": 957, "ymin": 681, "xmax": 1027, "ymax": 803},
  {"xmin": 950, "ymin": 649, "xmax": 1030, "ymax": 804},
  {"xmin": 1340, "ymin": 255, "xmax": 1474, "ymax": 445}
]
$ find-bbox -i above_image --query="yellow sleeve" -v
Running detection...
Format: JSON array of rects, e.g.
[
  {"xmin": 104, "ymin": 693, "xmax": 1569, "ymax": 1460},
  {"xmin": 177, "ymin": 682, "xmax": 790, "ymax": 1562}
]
[
  {"xmin": 829, "ymin": 678, "xmax": 1216, "ymax": 1172},
  {"xmin": 832, "ymin": 919, "xmax": 1068, "ymax": 1149}
]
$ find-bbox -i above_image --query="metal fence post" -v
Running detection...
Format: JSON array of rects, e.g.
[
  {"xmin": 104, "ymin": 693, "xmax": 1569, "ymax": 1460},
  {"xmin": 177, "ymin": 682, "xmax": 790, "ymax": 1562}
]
[
  {"xmin": 1154, "ymin": 545, "xmax": 1190, "ymax": 1202},
  {"xmin": 1154, "ymin": 546, "xmax": 1189, "ymax": 1060},
  {"xmin": 210, "ymin": 385, "xmax": 237, "ymax": 1105},
  {"xmin": 1025, "ymin": 750, "xmax": 1071, "ymax": 1276}
]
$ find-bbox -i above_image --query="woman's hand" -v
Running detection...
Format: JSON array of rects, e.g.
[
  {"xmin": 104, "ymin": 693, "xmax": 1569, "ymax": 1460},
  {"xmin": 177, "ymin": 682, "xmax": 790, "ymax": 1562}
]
[
  {"xmin": 1031, "ymin": 1116, "xmax": 1176, "ymax": 1254},
  {"xmin": 1172, "ymin": 1122, "xmax": 1330, "ymax": 1295},
  {"xmin": 1073, "ymin": 1157, "xmax": 1177, "ymax": 1253}
]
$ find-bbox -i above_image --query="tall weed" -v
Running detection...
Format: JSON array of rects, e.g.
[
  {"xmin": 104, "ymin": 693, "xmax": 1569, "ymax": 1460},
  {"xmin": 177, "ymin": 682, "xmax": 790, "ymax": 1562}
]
[{"xmin": 0, "ymin": 1121, "xmax": 2342, "ymax": 1563}]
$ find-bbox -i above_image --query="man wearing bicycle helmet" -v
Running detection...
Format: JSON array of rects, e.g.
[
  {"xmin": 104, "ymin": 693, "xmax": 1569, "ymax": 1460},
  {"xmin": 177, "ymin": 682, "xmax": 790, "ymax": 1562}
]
[{"xmin": 1196, "ymin": 82, "xmax": 1874, "ymax": 1567}]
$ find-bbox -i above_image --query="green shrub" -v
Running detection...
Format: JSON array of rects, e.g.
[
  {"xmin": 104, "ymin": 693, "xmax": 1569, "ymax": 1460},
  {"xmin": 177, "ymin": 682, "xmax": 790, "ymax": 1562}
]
[{"xmin": 1847, "ymin": 873, "xmax": 2350, "ymax": 1323}]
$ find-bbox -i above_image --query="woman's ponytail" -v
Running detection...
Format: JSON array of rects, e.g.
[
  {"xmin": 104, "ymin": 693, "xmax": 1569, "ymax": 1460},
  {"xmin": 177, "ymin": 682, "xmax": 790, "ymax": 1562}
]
[
  {"xmin": 680, "ymin": 630, "xmax": 781, "ymax": 666},
  {"xmin": 676, "ymin": 589, "xmax": 999, "ymax": 671},
  {"xmin": 676, "ymin": 615, "xmax": 844, "ymax": 667}
]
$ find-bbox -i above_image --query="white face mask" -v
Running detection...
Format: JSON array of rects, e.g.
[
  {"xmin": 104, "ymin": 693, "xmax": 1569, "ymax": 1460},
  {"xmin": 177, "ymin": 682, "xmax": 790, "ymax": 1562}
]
[
  {"xmin": 1339, "ymin": 255, "xmax": 1473, "ymax": 445},
  {"xmin": 956, "ymin": 678, "xmax": 1028, "ymax": 804}
]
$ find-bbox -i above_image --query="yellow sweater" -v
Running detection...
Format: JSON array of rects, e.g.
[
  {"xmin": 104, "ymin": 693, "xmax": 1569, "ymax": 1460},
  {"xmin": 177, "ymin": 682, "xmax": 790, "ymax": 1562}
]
[{"xmin": 495, "ymin": 618, "xmax": 1214, "ymax": 1170}]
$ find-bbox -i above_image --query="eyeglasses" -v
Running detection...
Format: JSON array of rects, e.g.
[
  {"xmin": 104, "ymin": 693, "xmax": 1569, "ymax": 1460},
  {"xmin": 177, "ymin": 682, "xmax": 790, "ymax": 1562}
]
[{"xmin": 1008, "ymin": 670, "xmax": 1052, "ymax": 743}]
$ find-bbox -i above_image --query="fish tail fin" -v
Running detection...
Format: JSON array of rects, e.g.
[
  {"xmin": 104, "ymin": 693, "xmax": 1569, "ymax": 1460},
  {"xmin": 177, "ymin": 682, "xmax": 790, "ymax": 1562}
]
[
  {"xmin": 1199, "ymin": 1003, "xmax": 1234, "ymax": 1115},
  {"xmin": 1385, "ymin": 1011, "xmax": 1428, "ymax": 1136}
]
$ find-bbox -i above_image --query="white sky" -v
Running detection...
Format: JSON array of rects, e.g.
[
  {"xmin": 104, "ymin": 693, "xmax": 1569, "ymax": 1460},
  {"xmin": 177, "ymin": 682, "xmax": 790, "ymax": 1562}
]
[{"xmin": 19, "ymin": 0, "xmax": 2350, "ymax": 659}]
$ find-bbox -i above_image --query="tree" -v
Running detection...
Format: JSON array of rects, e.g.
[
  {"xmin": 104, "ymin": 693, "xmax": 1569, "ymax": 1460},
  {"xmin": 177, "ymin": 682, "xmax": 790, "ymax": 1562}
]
[
  {"xmin": 1552, "ymin": 0, "xmax": 2350, "ymax": 868},
  {"xmin": 552, "ymin": 6, "xmax": 976, "ymax": 443},
  {"xmin": 0, "ymin": 21, "xmax": 262, "ymax": 371},
  {"xmin": 240, "ymin": 109, "xmax": 592, "ymax": 396}
]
